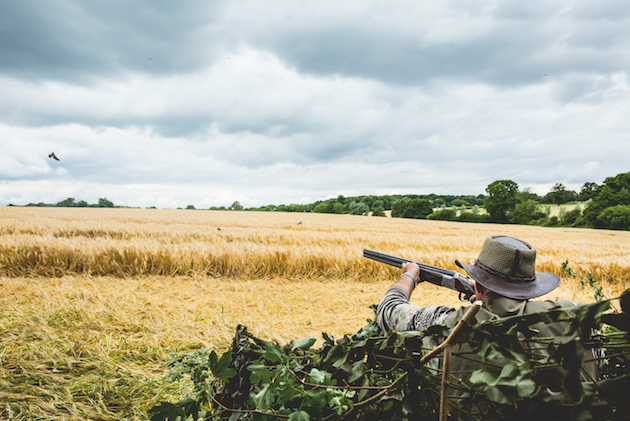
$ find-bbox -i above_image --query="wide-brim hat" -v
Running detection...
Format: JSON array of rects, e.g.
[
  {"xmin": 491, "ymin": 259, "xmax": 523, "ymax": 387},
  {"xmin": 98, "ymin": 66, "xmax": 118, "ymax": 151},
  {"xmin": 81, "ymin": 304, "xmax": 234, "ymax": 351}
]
[{"xmin": 455, "ymin": 235, "xmax": 560, "ymax": 300}]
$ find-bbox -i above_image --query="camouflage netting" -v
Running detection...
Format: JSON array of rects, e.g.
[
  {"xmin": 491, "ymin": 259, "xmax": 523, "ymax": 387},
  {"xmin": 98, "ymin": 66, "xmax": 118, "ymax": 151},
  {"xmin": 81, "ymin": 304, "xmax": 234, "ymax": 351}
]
[{"xmin": 152, "ymin": 291, "xmax": 630, "ymax": 421}]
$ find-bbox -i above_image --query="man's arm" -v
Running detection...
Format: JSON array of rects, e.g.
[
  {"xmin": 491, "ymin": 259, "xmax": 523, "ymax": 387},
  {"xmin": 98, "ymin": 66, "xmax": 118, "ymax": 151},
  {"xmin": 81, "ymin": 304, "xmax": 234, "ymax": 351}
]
[
  {"xmin": 377, "ymin": 262, "xmax": 455, "ymax": 332},
  {"xmin": 391, "ymin": 261, "xmax": 420, "ymax": 296}
]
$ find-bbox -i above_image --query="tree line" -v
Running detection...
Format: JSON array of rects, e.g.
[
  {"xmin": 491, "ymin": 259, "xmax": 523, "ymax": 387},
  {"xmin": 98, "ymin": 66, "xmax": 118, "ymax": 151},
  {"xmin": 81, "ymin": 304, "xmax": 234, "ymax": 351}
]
[
  {"xmin": 14, "ymin": 172, "xmax": 630, "ymax": 230},
  {"xmin": 479, "ymin": 172, "xmax": 630, "ymax": 230},
  {"xmin": 22, "ymin": 197, "xmax": 116, "ymax": 208},
  {"xmin": 231, "ymin": 194, "xmax": 487, "ymax": 217},
  {"xmin": 238, "ymin": 171, "xmax": 630, "ymax": 231}
]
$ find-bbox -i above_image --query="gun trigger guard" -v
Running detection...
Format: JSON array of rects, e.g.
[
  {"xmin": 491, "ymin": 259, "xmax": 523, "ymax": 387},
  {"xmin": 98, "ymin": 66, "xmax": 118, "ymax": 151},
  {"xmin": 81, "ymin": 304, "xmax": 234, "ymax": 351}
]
[{"xmin": 458, "ymin": 292, "xmax": 466, "ymax": 302}]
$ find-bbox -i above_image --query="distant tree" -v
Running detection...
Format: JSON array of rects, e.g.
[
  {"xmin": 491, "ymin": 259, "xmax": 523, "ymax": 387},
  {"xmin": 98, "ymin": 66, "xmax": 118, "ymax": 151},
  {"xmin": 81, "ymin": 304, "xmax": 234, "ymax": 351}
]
[
  {"xmin": 519, "ymin": 188, "xmax": 540, "ymax": 203},
  {"xmin": 229, "ymin": 201, "xmax": 244, "ymax": 211},
  {"xmin": 277, "ymin": 204, "xmax": 306, "ymax": 212},
  {"xmin": 98, "ymin": 197, "xmax": 114, "ymax": 207},
  {"xmin": 56, "ymin": 197, "xmax": 76, "ymax": 207},
  {"xmin": 336, "ymin": 195, "xmax": 346, "ymax": 204},
  {"xmin": 186, "ymin": 205, "xmax": 196, "ymax": 210},
  {"xmin": 596, "ymin": 205, "xmax": 630, "ymax": 230},
  {"xmin": 391, "ymin": 198, "xmax": 433, "ymax": 219},
  {"xmin": 76, "ymin": 200, "xmax": 88, "ymax": 207},
  {"xmin": 348, "ymin": 201, "xmax": 369, "ymax": 215},
  {"xmin": 583, "ymin": 172, "xmax": 630, "ymax": 228},
  {"xmin": 458, "ymin": 211, "xmax": 492, "ymax": 223},
  {"xmin": 577, "ymin": 182, "xmax": 599, "ymax": 202},
  {"xmin": 390, "ymin": 199, "xmax": 407, "ymax": 218},
  {"xmin": 427, "ymin": 209, "xmax": 457, "ymax": 221},
  {"xmin": 362, "ymin": 195, "xmax": 377, "ymax": 208},
  {"xmin": 313, "ymin": 203, "xmax": 329, "ymax": 213},
  {"xmin": 484, "ymin": 180, "xmax": 519, "ymax": 223},
  {"xmin": 509, "ymin": 200, "xmax": 543, "ymax": 225},
  {"xmin": 561, "ymin": 207, "xmax": 582, "ymax": 226},
  {"xmin": 546, "ymin": 216, "xmax": 560, "ymax": 227},
  {"xmin": 451, "ymin": 199, "xmax": 468, "ymax": 207},
  {"xmin": 543, "ymin": 183, "xmax": 577, "ymax": 205},
  {"xmin": 371, "ymin": 206, "xmax": 386, "ymax": 217},
  {"xmin": 333, "ymin": 202, "xmax": 345, "ymax": 214}
]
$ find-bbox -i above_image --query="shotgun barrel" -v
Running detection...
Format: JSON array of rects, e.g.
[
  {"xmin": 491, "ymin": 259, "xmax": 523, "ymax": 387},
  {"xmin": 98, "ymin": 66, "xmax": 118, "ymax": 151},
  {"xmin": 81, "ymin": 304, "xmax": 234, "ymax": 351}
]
[{"xmin": 363, "ymin": 249, "xmax": 475, "ymax": 301}]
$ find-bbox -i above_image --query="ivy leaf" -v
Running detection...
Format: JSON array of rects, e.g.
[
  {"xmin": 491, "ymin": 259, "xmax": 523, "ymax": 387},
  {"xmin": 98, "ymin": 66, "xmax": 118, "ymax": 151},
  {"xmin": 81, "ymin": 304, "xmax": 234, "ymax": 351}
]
[
  {"xmin": 309, "ymin": 368, "xmax": 328, "ymax": 384},
  {"xmin": 309, "ymin": 368, "xmax": 335, "ymax": 385},
  {"xmin": 323, "ymin": 345, "xmax": 349, "ymax": 369},
  {"xmin": 288, "ymin": 410, "xmax": 310, "ymax": 421},
  {"xmin": 358, "ymin": 377, "xmax": 370, "ymax": 401},
  {"xmin": 208, "ymin": 351, "xmax": 236, "ymax": 381},
  {"xmin": 251, "ymin": 384, "xmax": 277, "ymax": 410},
  {"xmin": 515, "ymin": 378, "xmax": 536, "ymax": 397},
  {"xmin": 149, "ymin": 397, "xmax": 199, "ymax": 421},
  {"xmin": 292, "ymin": 336, "xmax": 316, "ymax": 351},
  {"xmin": 247, "ymin": 362, "xmax": 273, "ymax": 383},
  {"xmin": 348, "ymin": 360, "xmax": 363, "ymax": 383},
  {"xmin": 149, "ymin": 402, "xmax": 186, "ymax": 421},
  {"xmin": 264, "ymin": 342, "xmax": 284, "ymax": 363},
  {"xmin": 470, "ymin": 368, "xmax": 496, "ymax": 386},
  {"xmin": 571, "ymin": 301, "xmax": 611, "ymax": 339},
  {"xmin": 165, "ymin": 369, "xmax": 181, "ymax": 381},
  {"xmin": 484, "ymin": 387, "xmax": 510, "ymax": 405}
]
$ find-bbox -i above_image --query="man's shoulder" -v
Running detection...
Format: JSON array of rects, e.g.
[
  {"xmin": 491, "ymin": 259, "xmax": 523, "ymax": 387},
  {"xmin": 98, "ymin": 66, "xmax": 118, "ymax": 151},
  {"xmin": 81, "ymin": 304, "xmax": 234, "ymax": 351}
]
[
  {"xmin": 443, "ymin": 298, "xmax": 577, "ymax": 327},
  {"xmin": 525, "ymin": 299, "xmax": 576, "ymax": 311},
  {"xmin": 443, "ymin": 305, "xmax": 495, "ymax": 326}
]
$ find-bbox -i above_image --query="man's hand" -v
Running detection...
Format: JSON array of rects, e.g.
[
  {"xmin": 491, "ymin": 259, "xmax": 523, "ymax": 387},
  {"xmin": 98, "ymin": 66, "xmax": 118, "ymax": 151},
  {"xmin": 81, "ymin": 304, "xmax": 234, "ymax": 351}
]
[
  {"xmin": 401, "ymin": 261, "xmax": 420, "ymax": 281},
  {"xmin": 388, "ymin": 262, "xmax": 422, "ymax": 298},
  {"xmin": 468, "ymin": 279, "xmax": 488, "ymax": 303}
]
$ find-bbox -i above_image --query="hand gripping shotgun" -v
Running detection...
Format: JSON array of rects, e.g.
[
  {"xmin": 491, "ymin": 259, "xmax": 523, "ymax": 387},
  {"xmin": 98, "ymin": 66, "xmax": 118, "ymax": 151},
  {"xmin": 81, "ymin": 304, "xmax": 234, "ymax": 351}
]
[{"xmin": 363, "ymin": 249, "xmax": 475, "ymax": 301}]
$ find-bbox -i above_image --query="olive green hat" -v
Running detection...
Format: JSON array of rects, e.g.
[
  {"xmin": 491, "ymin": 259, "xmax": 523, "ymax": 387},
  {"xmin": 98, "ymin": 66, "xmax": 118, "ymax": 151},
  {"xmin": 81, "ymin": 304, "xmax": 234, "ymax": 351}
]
[{"xmin": 455, "ymin": 235, "xmax": 560, "ymax": 300}]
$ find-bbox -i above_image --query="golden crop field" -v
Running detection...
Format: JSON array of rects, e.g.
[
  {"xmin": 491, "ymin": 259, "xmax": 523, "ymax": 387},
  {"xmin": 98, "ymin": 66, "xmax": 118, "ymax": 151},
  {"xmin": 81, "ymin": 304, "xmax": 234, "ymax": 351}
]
[{"xmin": 1, "ymin": 207, "xmax": 629, "ymax": 420}]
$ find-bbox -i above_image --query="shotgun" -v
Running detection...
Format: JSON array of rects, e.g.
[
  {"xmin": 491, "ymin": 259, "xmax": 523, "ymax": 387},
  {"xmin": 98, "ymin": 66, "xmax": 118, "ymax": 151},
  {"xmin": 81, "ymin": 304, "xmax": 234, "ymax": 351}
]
[{"xmin": 363, "ymin": 249, "xmax": 475, "ymax": 301}]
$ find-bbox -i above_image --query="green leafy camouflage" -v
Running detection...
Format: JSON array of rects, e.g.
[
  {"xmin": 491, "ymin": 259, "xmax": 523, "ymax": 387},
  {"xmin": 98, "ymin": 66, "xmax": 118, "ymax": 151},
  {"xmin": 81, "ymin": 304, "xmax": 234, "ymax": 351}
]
[{"xmin": 152, "ymin": 297, "xmax": 630, "ymax": 421}]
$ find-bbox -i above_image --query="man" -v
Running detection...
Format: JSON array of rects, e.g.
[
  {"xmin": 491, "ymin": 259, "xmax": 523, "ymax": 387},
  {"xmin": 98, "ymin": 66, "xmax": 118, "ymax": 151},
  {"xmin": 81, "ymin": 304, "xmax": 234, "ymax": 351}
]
[{"xmin": 377, "ymin": 235, "xmax": 598, "ymax": 392}]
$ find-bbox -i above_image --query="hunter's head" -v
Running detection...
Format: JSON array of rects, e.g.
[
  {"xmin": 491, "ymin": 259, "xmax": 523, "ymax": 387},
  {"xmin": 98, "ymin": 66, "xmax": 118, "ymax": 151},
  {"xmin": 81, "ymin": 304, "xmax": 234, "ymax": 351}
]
[{"xmin": 456, "ymin": 235, "xmax": 560, "ymax": 300}]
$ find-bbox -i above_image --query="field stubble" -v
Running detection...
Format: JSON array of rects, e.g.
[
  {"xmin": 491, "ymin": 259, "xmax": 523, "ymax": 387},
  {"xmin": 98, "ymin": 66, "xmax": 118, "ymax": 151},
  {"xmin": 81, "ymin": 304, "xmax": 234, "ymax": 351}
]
[{"xmin": 1, "ymin": 207, "xmax": 629, "ymax": 420}]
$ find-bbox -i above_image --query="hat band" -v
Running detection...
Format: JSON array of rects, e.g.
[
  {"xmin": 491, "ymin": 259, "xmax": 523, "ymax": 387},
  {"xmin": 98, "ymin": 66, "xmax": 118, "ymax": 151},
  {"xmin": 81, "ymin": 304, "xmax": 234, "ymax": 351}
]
[{"xmin": 474, "ymin": 259, "xmax": 537, "ymax": 283}]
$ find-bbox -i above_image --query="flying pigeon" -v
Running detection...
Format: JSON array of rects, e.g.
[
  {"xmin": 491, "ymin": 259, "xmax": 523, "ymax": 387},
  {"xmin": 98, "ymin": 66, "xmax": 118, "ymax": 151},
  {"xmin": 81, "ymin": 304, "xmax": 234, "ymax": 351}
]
[{"xmin": 49, "ymin": 152, "xmax": 60, "ymax": 161}]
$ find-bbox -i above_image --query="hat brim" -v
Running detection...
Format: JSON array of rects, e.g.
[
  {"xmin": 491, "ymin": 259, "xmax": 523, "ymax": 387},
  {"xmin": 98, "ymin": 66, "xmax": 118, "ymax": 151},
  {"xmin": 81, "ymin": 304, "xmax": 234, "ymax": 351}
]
[{"xmin": 455, "ymin": 260, "xmax": 560, "ymax": 300}]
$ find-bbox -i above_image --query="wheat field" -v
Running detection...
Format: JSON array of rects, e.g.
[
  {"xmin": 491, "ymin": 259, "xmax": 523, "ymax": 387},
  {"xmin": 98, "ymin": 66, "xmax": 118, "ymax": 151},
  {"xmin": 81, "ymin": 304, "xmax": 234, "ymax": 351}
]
[{"xmin": 1, "ymin": 207, "xmax": 629, "ymax": 420}]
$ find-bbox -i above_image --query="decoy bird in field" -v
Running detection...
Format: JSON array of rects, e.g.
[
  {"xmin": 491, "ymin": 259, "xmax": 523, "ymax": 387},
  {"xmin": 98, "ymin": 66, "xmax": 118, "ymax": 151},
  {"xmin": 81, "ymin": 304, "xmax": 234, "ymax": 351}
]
[
  {"xmin": 49, "ymin": 152, "xmax": 60, "ymax": 161},
  {"xmin": 217, "ymin": 227, "xmax": 222, "ymax": 231}
]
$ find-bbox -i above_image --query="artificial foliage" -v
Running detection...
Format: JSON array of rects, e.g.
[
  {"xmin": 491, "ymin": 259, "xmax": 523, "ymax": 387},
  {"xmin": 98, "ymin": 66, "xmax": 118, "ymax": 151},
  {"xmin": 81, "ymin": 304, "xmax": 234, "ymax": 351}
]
[{"xmin": 151, "ymin": 295, "xmax": 630, "ymax": 421}]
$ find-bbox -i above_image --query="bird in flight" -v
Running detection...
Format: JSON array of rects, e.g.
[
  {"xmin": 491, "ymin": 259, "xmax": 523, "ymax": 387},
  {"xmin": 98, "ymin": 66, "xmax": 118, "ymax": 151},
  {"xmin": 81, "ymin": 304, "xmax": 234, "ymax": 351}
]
[{"xmin": 49, "ymin": 152, "xmax": 60, "ymax": 161}]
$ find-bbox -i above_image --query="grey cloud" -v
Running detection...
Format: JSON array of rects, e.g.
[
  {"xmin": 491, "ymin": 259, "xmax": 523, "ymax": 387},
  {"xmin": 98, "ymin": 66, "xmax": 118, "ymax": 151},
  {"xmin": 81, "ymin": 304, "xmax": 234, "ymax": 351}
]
[
  {"xmin": 569, "ymin": 1, "xmax": 630, "ymax": 21},
  {"xmin": 0, "ymin": 0, "xmax": 228, "ymax": 83},
  {"xmin": 552, "ymin": 73, "xmax": 628, "ymax": 103},
  {"xmin": 232, "ymin": 1, "xmax": 630, "ymax": 90}
]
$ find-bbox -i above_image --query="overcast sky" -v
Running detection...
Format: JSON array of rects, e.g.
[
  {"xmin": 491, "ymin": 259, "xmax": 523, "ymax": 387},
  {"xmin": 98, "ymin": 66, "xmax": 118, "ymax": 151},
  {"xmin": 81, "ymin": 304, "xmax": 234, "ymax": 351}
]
[{"xmin": 1, "ymin": 1, "xmax": 629, "ymax": 208}]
